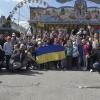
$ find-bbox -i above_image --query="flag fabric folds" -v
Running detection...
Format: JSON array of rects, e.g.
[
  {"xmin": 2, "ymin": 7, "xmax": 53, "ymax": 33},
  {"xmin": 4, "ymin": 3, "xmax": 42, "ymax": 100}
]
[{"xmin": 36, "ymin": 45, "xmax": 66, "ymax": 64}]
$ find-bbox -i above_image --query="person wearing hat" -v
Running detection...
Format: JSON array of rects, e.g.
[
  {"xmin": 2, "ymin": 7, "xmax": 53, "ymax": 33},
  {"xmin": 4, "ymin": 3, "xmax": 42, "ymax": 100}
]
[{"xmin": 3, "ymin": 36, "xmax": 13, "ymax": 71}]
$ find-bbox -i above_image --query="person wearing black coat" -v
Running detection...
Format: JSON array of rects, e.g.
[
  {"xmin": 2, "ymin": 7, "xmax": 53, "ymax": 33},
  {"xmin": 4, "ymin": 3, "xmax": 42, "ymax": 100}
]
[{"xmin": 0, "ymin": 45, "xmax": 5, "ymax": 70}]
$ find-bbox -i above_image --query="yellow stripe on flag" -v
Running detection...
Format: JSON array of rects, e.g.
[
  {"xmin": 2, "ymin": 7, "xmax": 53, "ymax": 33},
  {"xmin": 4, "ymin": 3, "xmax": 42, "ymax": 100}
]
[{"xmin": 36, "ymin": 51, "xmax": 65, "ymax": 64}]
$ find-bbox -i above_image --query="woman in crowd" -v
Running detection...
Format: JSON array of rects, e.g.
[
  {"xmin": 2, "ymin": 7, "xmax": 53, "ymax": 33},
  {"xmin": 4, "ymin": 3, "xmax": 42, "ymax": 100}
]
[
  {"xmin": 10, "ymin": 43, "xmax": 21, "ymax": 71},
  {"xmin": 26, "ymin": 46, "xmax": 39, "ymax": 70},
  {"xmin": 82, "ymin": 39, "xmax": 90, "ymax": 70},
  {"xmin": 19, "ymin": 44, "xmax": 26, "ymax": 68},
  {"xmin": 3, "ymin": 36, "xmax": 13, "ymax": 71},
  {"xmin": 72, "ymin": 40, "xmax": 79, "ymax": 68},
  {"xmin": 78, "ymin": 39, "xmax": 84, "ymax": 70},
  {"xmin": 65, "ymin": 40, "xmax": 73, "ymax": 70}
]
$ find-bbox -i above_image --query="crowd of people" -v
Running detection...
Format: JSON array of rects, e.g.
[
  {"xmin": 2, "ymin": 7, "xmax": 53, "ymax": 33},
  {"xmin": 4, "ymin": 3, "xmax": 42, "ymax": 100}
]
[{"xmin": 0, "ymin": 26, "xmax": 100, "ymax": 72}]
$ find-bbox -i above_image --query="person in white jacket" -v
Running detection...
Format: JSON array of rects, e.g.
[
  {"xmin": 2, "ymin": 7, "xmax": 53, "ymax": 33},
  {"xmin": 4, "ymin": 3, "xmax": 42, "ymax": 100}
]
[{"xmin": 72, "ymin": 41, "xmax": 79, "ymax": 68}]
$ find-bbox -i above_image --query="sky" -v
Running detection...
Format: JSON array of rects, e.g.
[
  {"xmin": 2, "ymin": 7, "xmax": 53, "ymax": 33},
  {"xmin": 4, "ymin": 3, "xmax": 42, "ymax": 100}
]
[{"xmin": 0, "ymin": 0, "xmax": 100, "ymax": 27}]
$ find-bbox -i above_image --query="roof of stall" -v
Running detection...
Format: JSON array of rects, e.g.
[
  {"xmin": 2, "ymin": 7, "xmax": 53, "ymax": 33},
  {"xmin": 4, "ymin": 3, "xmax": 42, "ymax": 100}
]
[
  {"xmin": 29, "ymin": 0, "xmax": 100, "ymax": 25},
  {"xmin": 37, "ymin": 0, "xmax": 100, "ymax": 8}
]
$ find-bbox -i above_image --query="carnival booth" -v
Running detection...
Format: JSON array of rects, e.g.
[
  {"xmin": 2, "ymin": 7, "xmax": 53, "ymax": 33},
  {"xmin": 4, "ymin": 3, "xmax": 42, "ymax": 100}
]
[{"xmin": 29, "ymin": 0, "xmax": 100, "ymax": 35}]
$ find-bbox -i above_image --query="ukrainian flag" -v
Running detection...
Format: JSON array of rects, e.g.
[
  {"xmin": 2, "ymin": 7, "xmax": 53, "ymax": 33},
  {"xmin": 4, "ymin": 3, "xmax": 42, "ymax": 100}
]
[{"xmin": 36, "ymin": 45, "xmax": 65, "ymax": 64}]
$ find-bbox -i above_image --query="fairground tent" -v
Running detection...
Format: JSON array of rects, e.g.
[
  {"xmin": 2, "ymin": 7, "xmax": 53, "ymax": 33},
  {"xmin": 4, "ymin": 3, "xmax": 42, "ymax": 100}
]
[
  {"xmin": 46, "ymin": 0, "xmax": 100, "ymax": 8},
  {"xmin": 89, "ymin": 0, "xmax": 100, "ymax": 4},
  {"xmin": 56, "ymin": 0, "xmax": 100, "ymax": 4}
]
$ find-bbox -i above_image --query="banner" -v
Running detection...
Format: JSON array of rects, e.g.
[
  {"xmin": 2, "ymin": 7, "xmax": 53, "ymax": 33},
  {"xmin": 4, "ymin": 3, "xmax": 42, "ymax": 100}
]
[{"xmin": 36, "ymin": 45, "xmax": 65, "ymax": 64}]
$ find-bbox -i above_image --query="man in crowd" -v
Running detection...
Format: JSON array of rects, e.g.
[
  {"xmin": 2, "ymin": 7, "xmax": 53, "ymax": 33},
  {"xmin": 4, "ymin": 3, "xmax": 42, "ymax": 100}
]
[{"xmin": 3, "ymin": 36, "xmax": 13, "ymax": 71}]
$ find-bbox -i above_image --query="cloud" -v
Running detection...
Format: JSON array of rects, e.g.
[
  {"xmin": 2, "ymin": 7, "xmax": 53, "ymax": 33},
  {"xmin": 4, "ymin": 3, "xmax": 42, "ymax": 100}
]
[
  {"xmin": 19, "ymin": 21, "xmax": 29, "ymax": 29},
  {"xmin": 12, "ymin": 0, "xmax": 23, "ymax": 2},
  {"xmin": 5, "ymin": 0, "xmax": 23, "ymax": 2},
  {"xmin": 0, "ymin": 9, "xmax": 6, "ymax": 16},
  {"xmin": 0, "ymin": 9, "xmax": 2, "ymax": 16}
]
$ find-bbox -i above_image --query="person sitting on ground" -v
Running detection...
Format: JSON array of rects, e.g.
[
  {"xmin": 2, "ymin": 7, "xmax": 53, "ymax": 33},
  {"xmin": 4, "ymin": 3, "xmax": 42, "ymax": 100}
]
[
  {"xmin": 26, "ymin": 46, "xmax": 39, "ymax": 70},
  {"xmin": 92, "ymin": 60, "xmax": 100, "ymax": 73},
  {"xmin": 10, "ymin": 44, "xmax": 21, "ymax": 70},
  {"xmin": 19, "ymin": 44, "xmax": 26, "ymax": 67}
]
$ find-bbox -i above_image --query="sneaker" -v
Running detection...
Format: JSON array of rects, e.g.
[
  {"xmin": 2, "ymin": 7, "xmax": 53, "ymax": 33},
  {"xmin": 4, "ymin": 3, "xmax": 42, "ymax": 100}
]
[{"xmin": 90, "ymin": 69, "xmax": 93, "ymax": 72}]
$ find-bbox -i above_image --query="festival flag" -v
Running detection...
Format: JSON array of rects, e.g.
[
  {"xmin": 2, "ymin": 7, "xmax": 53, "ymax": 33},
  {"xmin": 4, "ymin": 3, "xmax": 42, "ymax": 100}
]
[{"xmin": 36, "ymin": 45, "xmax": 65, "ymax": 64}]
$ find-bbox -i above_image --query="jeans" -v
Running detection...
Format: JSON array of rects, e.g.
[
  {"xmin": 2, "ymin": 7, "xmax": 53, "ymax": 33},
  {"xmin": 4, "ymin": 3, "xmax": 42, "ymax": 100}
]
[
  {"xmin": 0, "ymin": 61, "xmax": 3, "ymax": 69},
  {"xmin": 5, "ymin": 55, "xmax": 11, "ymax": 70},
  {"xmin": 83, "ymin": 55, "xmax": 89, "ymax": 69},
  {"xmin": 72, "ymin": 57, "xmax": 78, "ymax": 68},
  {"xmin": 93, "ymin": 62, "xmax": 100, "ymax": 71},
  {"xmin": 78, "ymin": 56, "xmax": 83, "ymax": 68},
  {"xmin": 67, "ymin": 56, "xmax": 72, "ymax": 69}
]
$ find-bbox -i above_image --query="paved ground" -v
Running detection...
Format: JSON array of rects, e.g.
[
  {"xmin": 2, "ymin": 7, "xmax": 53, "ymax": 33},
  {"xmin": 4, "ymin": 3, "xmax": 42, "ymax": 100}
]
[{"xmin": 0, "ymin": 70, "xmax": 100, "ymax": 100}]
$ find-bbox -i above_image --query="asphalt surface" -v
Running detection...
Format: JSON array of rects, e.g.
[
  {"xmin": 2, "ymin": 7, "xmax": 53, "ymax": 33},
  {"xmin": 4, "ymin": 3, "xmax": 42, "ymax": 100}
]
[{"xmin": 0, "ymin": 70, "xmax": 100, "ymax": 100}]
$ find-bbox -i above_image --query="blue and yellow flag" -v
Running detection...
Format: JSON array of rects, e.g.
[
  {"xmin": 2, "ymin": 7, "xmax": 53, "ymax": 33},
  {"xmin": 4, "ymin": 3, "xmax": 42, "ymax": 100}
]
[{"xmin": 36, "ymin": 45, "xmax": 65, "ymax": 64}]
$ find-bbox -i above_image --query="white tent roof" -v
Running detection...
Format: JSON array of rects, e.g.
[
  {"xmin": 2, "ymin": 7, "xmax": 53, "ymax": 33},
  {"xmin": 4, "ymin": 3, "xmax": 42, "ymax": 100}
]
[
  {"xmin": 46, "ymin": 0, "xmax": 100, "ymax": 8},
  {"xmin": 89, "ymin": 0, "xmax": 100, "ymax": 4}
]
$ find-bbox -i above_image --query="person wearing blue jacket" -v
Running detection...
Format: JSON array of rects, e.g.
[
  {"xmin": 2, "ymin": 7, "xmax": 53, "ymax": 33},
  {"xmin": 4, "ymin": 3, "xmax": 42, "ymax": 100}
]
[{"xmin": 78, "ymin": 41, "xmax": 84, "ymax": 69}]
